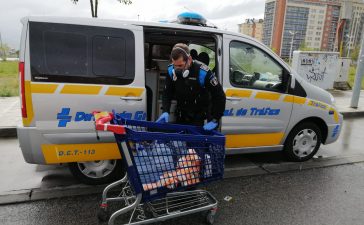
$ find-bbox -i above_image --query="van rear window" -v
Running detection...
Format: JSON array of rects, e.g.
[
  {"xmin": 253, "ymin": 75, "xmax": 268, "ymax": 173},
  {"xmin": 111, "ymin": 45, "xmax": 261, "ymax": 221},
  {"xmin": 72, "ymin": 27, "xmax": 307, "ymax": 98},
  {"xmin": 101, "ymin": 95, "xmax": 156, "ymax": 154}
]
[{"xmin": 29, "ymin": 22, "xmax": 135, "ymax": 85}]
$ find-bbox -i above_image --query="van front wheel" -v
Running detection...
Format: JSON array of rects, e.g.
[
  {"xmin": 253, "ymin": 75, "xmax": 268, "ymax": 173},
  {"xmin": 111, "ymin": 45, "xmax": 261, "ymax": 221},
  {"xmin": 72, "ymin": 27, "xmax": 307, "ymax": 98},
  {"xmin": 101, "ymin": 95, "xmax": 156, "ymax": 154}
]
[
  {"xmin": 284, "ymin": 122, "xmax": 322, "ymax": 162},
  {"xmin": 69, "ymin": 159, "xmax": 124, "ymax": 185}
]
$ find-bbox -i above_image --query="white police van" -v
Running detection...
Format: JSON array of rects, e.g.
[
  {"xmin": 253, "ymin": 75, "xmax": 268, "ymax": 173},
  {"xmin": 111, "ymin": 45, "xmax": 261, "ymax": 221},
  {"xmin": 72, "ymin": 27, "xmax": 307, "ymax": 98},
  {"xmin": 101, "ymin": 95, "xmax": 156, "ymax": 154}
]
[{"xmin": 17, "ymin": 13, "xmax": 343, "ymax": 184}]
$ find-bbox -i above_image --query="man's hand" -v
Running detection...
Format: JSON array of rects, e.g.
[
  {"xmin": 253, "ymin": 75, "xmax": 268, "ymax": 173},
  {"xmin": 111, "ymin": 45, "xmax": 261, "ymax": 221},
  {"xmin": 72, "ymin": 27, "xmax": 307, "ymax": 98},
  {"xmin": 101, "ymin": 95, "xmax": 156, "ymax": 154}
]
[
  {"xmin": 156, "ymin": 112, "xmax": 169, "ymax": 123},
  {"xmin": 203, "ymin": 121, "xmax": 218, "ymax": 131}
]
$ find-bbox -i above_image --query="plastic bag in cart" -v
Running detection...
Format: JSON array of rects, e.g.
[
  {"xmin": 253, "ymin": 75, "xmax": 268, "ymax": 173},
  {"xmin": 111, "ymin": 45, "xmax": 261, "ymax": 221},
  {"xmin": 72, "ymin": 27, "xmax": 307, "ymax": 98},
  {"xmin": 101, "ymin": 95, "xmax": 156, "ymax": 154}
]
[{"xmin": 134, "ymin": 141, "xmax": 175, "ymax": 184}]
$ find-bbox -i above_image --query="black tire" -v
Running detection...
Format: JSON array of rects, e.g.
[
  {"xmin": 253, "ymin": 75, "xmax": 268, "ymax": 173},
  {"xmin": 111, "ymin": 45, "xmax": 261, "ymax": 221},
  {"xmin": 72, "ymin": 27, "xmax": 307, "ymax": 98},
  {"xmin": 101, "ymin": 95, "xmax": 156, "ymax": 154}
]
[
  {"xmin": 205, "ymin": 210, "xmax": 216, "ymax": 225},
  {"xmin": 284, "ymin": 122, "xmax": 322, "ymax": 162},
  {"xmin": 97, "ymin": 207, "xmax": 110, "ymax": 222},
  {"xmin": 69, "ymin": 159, "xmax": 124, "ymax": 185}
]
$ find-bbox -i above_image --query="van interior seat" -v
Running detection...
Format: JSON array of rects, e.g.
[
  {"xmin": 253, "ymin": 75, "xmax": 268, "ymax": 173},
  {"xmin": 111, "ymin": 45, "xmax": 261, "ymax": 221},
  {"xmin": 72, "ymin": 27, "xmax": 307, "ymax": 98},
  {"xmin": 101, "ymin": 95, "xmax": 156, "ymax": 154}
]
[
  {"xmin": 190, "ymin": 49, "xmax": 198, "ymax": 60},
  {"xmin": 198, "ymin": 52, "xmax": 210, "ymax": 66}
]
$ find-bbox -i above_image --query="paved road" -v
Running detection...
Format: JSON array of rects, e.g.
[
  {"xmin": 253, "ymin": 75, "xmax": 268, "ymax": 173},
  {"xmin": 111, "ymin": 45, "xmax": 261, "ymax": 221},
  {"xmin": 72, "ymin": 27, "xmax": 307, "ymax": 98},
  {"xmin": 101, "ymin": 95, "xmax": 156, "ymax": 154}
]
[
  {"xmin": 1, "ymin": 162, "xmax": 364, "ymax": 225},
  {"xmin": 1, "ymin": 118, "xmax": 364, "ymax": 200}
]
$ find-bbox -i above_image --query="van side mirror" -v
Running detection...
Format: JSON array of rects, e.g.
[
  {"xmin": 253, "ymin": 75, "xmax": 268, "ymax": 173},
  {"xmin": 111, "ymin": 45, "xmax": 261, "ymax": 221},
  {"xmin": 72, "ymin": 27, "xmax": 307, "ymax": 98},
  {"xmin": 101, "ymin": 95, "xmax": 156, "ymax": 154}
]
[{"xmin": 290, "ymin": 75, "xmax": 296, "ymax": 89}]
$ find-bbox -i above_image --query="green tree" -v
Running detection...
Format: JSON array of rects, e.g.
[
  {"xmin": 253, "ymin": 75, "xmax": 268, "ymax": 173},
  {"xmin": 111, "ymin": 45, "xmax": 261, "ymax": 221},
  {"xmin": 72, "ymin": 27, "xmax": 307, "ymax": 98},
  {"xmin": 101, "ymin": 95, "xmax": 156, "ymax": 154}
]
[
  {"xmin": 72, "ymin": 0, "xmax": 132, "ymax": 18},
  {"xmin": 350, "ymin": 45, "xmax": 360, "ymax": 61},
  {"xmin": 299, "ymin": 41, "xmax": 315, "ymax": 51},
  {"xmin": 0, "ymin": 43, "xmax": 10, "ymax": 61}
]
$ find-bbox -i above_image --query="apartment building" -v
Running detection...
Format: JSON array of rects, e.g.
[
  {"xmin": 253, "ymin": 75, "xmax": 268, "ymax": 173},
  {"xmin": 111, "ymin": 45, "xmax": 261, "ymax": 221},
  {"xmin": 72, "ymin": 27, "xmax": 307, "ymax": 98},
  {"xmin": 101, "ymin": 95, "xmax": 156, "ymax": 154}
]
[
  {"xmin": 263, "ymin": 0, "xmax": 341, "ymax": 58},
  {"xmin": 238, "ymin": 18, "xmax": 264, "ymax": 42}
]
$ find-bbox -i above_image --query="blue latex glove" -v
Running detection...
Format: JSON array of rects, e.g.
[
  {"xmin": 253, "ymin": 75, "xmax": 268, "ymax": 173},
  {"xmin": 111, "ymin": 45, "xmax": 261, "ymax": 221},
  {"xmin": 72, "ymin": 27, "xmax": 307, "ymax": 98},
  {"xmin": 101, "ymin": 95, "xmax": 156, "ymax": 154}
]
[
  {"xmin": 203, "ymin": 121, "xmax": 218, "ymax": 131},
  {"xmin": 156, "ymin": 112, "xmax": 169, "ymax": 123}
]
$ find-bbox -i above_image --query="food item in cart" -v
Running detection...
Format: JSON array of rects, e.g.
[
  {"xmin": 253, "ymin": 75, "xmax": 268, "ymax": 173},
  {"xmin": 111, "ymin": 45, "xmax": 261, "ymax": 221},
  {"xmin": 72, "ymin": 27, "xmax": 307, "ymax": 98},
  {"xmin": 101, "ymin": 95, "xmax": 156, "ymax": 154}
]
[{"xmin": 142, "ymin": 149, "xmax": 202, "ymax": 191}]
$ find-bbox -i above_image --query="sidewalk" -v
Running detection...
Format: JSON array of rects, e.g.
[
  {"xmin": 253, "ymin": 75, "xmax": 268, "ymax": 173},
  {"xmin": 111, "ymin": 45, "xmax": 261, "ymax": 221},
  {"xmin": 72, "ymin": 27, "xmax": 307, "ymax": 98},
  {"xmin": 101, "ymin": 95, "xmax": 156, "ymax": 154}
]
[
  {"xmin": 329, "ymin": 90, "xmax": 364, "ymax": 118},
  {"xmin": 0, "ymin": 91, "xmax": 363, "ymax": 137},
  {"xmin": 0, "ymin": 97, "xmax": 20, "ymax": 137}
]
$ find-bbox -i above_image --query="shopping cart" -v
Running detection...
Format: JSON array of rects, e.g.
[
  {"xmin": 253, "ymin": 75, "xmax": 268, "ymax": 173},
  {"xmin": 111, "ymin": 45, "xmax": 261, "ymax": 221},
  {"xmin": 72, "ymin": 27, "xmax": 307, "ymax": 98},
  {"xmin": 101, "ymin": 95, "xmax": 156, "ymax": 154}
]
[{"xmin": 93, "ymin": 111, "xmax": 226, "ymax": 225}]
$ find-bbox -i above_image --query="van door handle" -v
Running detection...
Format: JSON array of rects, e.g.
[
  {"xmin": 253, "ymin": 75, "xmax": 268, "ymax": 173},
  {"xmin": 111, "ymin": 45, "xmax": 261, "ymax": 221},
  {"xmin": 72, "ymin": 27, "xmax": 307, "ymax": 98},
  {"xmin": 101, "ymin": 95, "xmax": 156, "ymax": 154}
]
[
  {"xmin": 120, "ymin": 97, "xmax": 143, "ymax": 101},
  {"xmin": 226, "ymin": 97, "xmax": 241, "ymax": 101}
]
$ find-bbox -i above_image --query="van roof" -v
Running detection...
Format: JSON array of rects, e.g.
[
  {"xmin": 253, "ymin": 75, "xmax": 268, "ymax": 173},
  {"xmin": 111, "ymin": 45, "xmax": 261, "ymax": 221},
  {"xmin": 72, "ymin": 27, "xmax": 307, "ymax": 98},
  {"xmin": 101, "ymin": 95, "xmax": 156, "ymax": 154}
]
[{"xmin": 23, "ymin": 16, "xmax": 257, "ymax": 43}]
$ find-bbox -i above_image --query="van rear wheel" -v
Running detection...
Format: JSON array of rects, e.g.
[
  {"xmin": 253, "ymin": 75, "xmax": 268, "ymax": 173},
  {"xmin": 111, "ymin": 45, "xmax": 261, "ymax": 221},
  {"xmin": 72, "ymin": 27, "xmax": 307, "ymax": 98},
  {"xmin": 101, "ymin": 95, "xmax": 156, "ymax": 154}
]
[
  {"xmin": 69, "ymin": 159, "xmax": 124, "ymax": 185},
  {"xmin": 284, "ymin": 122, "xmax": 322, "ymax": 162}
]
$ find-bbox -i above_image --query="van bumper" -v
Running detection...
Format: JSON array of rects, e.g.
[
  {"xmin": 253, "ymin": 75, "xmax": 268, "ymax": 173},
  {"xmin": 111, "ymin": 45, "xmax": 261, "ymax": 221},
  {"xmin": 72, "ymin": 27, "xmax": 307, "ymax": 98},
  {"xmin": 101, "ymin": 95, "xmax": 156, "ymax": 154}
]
[
  {"xmin": 17, "ymin": 126, "xmax": 46, "ymax": 164},
  {"xmin": 324, "ymin": 113, "xmax": 343, "ymax": 145},
  {"xmin": 17, "ymin": 126, "xmax": 119, "ymax": 165}
]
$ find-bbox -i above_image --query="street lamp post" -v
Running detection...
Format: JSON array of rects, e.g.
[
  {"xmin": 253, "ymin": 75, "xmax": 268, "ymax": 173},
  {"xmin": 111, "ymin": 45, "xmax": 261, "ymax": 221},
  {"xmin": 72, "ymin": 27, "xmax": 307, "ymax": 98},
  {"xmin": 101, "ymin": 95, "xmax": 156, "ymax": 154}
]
[
  {"xmin": 346, "ymin": 34, "xmax": 352, "ymax": 58},
  {"xmin": 289, "ymin": 30, "xmax": 298, "ymax": 65},
  {"xmin": 0, "ymin": 32, "xmax": 5, "ymax": 59}
]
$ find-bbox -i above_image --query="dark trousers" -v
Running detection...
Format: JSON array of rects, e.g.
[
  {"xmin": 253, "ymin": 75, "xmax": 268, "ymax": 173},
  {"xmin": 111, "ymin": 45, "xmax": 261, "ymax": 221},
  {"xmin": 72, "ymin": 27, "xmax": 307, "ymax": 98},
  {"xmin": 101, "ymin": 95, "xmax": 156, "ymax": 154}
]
[{"xmin": 175, "ymin": 109, "xmax": 206, "ymax": 127}]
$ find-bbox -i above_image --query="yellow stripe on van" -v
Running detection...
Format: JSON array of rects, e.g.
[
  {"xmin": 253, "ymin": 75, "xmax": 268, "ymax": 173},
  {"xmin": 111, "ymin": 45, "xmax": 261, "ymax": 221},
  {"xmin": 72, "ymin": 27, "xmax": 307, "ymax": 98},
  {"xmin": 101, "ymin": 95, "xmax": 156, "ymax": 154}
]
[
  {"xmin": 330, "ymin": 108, "xmax": 339, "ymax": 123},
  {"xmin": 307, "ymin": 100, "xmax": 329, "ymax": 111},
  {"xmin": 105, "ymin": 87, "xmax": 144, "ymax": 97},
  {"xmin": 226, "ymin": 133, "xmax": 284, "ymax": 148},
  {"xmin": 255, "ymin": 92, "xmax": 281, "ymax": 101},
  {"xmin": 283, "ymin": 95, "xmax": 306, "ymax": 105},
  {"xmin": 22, "ymin": 81, "xmax": 34, "ymax": 126},
  {"xmin": 31, "ymin": 83, "xmax": 58, "ymax": 94},
  {"xmin": 60, "ymin": 85, "xmax": 102, "ymax": 95},
  {"xmin": 225, "ymin": 89, "xmax": 252, "ymax": 98},
  {"xmin": 41, "ymin": 143, "xmax": 121, "ymax": 164},
  {"xmin": 283, "ymin": 95, "xmax": 294, "ymax": 103},
  {"xmin": 294, "ymin": 96, "xmax": 306, "ymax": 105}
]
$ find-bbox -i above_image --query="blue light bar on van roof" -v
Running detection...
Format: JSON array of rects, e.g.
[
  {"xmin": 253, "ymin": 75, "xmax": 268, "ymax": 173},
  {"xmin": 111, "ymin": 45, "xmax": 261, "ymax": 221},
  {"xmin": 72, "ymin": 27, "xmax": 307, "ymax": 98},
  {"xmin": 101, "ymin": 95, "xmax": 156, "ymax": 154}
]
[{"xmin": 177, "ymin": 12, "xmax": 207, "ymax": 26}]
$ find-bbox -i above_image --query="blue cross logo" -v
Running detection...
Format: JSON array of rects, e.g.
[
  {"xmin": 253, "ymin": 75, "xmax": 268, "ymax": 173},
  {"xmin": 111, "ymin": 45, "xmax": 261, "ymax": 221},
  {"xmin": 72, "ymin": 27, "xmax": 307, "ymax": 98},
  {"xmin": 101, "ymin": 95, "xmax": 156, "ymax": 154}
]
[{"xmin": 57, "ymin": 108, "xmax": 72, "ymax": 127}]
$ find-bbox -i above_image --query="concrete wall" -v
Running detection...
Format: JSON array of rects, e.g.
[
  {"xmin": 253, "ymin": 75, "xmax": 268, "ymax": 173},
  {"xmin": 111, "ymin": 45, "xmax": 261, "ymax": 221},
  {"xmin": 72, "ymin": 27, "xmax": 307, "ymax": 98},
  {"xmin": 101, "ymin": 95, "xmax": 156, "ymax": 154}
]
[{"xmin": 292, "ymin": 51, "xmax": 340, "ymax": 89}]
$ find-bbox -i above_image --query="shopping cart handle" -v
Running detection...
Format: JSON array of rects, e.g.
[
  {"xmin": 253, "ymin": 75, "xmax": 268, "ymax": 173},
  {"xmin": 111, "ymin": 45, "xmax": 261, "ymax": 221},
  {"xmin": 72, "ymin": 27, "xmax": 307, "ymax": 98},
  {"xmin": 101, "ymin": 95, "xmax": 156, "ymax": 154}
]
[{"xmin": 92, "ymin": 111, "xmax": 126, "ymax": 134}]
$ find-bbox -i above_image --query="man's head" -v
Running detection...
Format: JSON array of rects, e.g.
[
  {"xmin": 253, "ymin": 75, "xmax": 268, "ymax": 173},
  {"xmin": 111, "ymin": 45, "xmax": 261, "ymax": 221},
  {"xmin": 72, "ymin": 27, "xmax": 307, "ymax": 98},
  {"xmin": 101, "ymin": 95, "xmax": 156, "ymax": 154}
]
[{"xmin": 170, "ymin": 43, "xmax": 192, "ymax": 73}]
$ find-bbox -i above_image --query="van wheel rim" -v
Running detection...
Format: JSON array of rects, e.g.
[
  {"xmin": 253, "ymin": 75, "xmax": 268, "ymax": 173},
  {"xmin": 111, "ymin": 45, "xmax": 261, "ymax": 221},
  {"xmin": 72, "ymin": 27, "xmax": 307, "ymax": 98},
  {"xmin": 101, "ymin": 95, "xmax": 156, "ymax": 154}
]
[
  {"xmin": 77, "ymin": 160, "xmax": 117, "ymax": 179},
  {"xmin": 292, "ymin": 129, "xmax": 317, "ymax": 158}
]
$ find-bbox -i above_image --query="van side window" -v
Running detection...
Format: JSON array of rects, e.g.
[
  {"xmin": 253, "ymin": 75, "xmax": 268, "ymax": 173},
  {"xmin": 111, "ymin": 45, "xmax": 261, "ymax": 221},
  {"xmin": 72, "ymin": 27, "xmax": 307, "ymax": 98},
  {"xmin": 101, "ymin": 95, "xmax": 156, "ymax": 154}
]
[
  {"xmin": 44, "ymin": 32, "xmax": 87, "ymax": 75},
  {"xmin": 29, "ymin": 22, "xmax": 135, "ymax": 85},
  {"xmin": 92, "ymin": 36, "xmax": 126, "ymax": 77},
  {"xmin": 229, "ymin": 41, "xmax": 286, "ymax": 92}
]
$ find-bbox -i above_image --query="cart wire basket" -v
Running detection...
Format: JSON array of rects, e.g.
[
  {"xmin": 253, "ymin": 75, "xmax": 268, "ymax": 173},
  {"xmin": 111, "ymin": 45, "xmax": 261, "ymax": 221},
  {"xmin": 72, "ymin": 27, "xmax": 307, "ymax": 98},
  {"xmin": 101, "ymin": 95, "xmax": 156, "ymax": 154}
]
[{"xmin": 93, "ymin": 111, "xmax": 226, "ymax": 225}]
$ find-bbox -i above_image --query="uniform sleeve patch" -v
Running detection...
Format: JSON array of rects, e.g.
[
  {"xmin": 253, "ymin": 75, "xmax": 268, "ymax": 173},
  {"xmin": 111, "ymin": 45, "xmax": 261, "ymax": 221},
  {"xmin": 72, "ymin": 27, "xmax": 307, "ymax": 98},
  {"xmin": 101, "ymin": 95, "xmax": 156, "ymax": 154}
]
[
  {"xmin": 210, "ymin": 76, "xmax": 218, "ymax": 86},
  {"xmin": 200, "ymin": 64, "xmax": 209, "ymax": 72}
]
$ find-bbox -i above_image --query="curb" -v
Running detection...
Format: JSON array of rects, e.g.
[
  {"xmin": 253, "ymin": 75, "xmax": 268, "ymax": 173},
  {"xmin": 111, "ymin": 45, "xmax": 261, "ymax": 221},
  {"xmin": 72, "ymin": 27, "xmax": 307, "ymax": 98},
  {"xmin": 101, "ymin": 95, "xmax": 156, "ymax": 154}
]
[
  {"xmin": 0, "ymin": 184, "xmax": 106, "ymax": 205},
  {"xmin": 0, "ymin": 127, "xmax": 17, "ymax": 138},
  {"xmin": 1, "ymin": 155, "xmax": 364, "ymax": 205},
  {"xmin": 341, "ymin": 110, "xmax": 364, "ymax": 118}
]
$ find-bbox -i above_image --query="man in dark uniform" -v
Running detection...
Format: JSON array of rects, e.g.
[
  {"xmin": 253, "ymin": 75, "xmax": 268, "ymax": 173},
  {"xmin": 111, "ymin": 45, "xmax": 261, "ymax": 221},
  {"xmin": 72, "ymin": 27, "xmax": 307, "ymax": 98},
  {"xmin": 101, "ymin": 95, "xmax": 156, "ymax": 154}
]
[{"xmin": 156, "ymin": 43, "xmax": 226, "ymax": 131}]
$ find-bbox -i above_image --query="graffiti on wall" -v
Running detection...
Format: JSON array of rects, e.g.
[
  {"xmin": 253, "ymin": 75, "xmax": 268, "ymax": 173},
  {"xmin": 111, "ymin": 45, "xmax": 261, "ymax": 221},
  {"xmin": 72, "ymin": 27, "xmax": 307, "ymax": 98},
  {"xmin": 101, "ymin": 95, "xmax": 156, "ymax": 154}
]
[{"xmin": 293, "ymin": 52, "xmax": 339, "ymax": 90}]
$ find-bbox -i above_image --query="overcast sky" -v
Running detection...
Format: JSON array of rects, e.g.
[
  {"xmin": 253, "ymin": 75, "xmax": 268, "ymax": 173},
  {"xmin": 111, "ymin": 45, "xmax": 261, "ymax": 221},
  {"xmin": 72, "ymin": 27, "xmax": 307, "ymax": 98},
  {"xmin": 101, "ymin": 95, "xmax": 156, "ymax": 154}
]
[{"xmin": 0, "ymin": 0, "xmax": 266, "ymax": 49}]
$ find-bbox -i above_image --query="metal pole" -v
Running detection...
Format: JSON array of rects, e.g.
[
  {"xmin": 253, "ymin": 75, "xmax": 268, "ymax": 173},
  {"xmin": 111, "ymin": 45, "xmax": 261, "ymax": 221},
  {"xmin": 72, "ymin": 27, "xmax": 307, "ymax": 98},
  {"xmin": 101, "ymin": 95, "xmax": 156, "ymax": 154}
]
[
  {"xmin": 289, "ymin": 33, "xmax": 294, "ymax": 64},
  {"xmin": 350, "ymin": 28, "xmax": 364, "ymax": 108},
  {"xmin": 347, "ymin": 42, "xmax": 351, "ymax": 58},
  {"xmin": 0, "ymin": 32, "xmax": 4, "ymax": 59}
]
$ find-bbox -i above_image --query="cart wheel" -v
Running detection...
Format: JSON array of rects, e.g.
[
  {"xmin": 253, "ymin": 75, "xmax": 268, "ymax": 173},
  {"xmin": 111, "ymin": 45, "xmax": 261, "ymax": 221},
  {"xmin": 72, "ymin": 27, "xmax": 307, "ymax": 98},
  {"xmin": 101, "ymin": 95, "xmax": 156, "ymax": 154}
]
[
  {"xmin": 205, "ymin": 208, "xmax": 217, "ymax": 225},
  {"xmin": 97, "ymin": 207, "xmax": 110, "ymax": 222}
]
